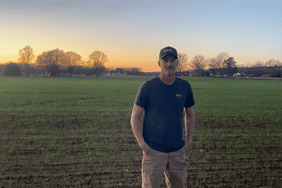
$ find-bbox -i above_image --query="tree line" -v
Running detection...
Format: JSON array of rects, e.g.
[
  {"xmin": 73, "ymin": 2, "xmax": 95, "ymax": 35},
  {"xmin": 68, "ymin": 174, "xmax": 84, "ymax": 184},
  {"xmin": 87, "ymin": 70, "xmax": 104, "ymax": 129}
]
[
  {"xmin": 0, "ymin": 46, "xmax": 145, "ymax": 77},
  {"xmin": 1, "ymin": 45, "xmax": 281, "ymax": 77},
  {"xmin": 3, "ymin": 46, "xmax": 108, "ymax": 77},
  {"xmin": 177, "ymin": 52, "xmax": 282, "ymax": 77}
]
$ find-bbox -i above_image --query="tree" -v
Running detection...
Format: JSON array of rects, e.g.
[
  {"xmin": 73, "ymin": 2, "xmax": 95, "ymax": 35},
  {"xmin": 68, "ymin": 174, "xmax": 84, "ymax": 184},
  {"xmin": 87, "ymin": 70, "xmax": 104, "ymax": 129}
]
[
  {"xmin": 265, "ymin": 59, "xmax": 276, "ymax": 67},
  {"xmin": 265, "ymin": 59, "xmax": 282, "ymax": 67},
  {"xmin": 208, "ymin": 57, "xmax": 218, "ymax": 76},
  {"xmin": 89, "ymin": 51, "xmax": 108, "ymax": 65},
  {"xmin": 252, "ymin": 60, "xmax": 264, "ymax": 67},
  {"xmin": 126, "ymin": 67, "xmax": 144, "ymax": 75},
  {"xmin": 224, "ymin": 57, "xmax": 237, "ymax": 76},
  {"xmin": 4, "ymin": 62, "xmax": 22, "ymax": 76},
  {"xmin": 93, "ymin": 61, "xmax": 106, "ymax": 77},
  {"xmin": 18, "ymin": 45, "xmax": 35, "ymax": 64},
  {"xmin": 36, "ymin": 48, "xmax": 66, "ymax": 76},
  {"xmin": 190, "ymin": 55, "xmax": 206, "ymax": 76},
  {"xmin": 88, "ymin": 51, "xmax": 107, "ymax": 77},
  {"xmin": 131, "ymin": 67, "xmax": 142, "ymax": 72},
  {"xmin": 266, "ymin": 65, "xmax": 281, "ymax": 77},
  {"xmin": 208, "ymin": 52, "xmax": 229, "ymax": 76},
  {"xmin": 18, "ymin": 45, "xmax": 35, "ymax": 77},
  {"xmin": 217, "ymin": 52, "xmax": 229, "ymax": 69},
  {"xmin": 114, "ymin": 68, "xmax": 125, "ymax": 74},
  {"xmin": 0, "ymin": 64, "xmax": 6, "ymax": 75},
  {"xmin": 276, "ymin": 60, "xmax": 282, "ymax": 66},
  {"xmin": 177, "ymin": 53, "xmax": 188, "ymax": 73},
  {"xmin": 61, "ymin": 51, "xmax": 82, "ymax": 76},
  {"xmin": 23, "ymin": 63, "xmax": 35, "ymax": 77}
]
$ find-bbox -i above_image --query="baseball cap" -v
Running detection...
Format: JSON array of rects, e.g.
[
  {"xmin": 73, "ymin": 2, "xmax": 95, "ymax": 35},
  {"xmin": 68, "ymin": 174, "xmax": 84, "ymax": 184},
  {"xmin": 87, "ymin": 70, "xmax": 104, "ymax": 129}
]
[{"xmin": 159, "ymin": 46, "xmax": 178, "ymax": 59}]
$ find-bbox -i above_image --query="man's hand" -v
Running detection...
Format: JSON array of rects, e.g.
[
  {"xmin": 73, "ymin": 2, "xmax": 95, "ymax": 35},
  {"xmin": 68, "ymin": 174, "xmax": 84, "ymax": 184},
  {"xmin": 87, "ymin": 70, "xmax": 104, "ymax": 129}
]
[{"xmin": 184, "ymin": 106, "xmax": 195, "ymax": 152}]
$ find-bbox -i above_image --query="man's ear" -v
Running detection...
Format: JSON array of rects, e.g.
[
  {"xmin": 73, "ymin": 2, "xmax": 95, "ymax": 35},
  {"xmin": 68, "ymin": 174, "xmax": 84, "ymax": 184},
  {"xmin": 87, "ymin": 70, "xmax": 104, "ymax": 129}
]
[{"xmin": 158, "ymin": 60, "xmax": 161, "ymax": 67}]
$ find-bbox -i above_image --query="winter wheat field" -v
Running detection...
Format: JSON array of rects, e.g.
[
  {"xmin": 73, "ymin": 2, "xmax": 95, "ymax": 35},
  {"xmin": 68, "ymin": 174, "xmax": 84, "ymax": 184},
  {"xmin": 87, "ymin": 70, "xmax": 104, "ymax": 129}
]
[{"xmin": 0, "ymin": 77, "xmax": 281, "ymax": 187}]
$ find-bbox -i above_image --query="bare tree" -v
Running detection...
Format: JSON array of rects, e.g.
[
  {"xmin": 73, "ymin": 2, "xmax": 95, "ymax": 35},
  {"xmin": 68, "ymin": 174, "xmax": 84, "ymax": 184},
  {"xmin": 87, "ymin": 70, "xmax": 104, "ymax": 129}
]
[
  {"xmin": 208, "ymin": 57, "xmax": 218, "ymax": 76},
  {"xmin": 265, "ymin": 59, "xmax": 282, "ymax": 67},
  {"xmin": 88, "ymin": 51, "xmax": 108, "ymax": 77},
  {"xmin": 93, "ymin": 62, "xmax": 106, "ymax": 77},
  {"xmin": 190, "ymin": 54, "xmax": 206, "ymax": 76},
  {"xmin": 265, "ymin": 59, "xmax": 275, "ymax": 67},
  {"xmin": 217, "ymin": 52, "xmax": 229, "ymax": 69},
  {"xmin": 89, "ymin": 51, "xmax": 108, "ymax": 65},
  {"xmin": 18, "ymin": 45, "xmax": 35, "ymax": 64},
  {"xmin": 208, "ymin": 52, "xmax": 229, "ymax": 76},
  {"xmin": 177, "ymin": 53, "xmax": 188, "ymax": 73},
  {"xmin": 18, "ymin": 45, "xmax": 35, "ymax": 77},
  {"xmin": 252, "ymin": 60, "xmax": 265, "ymax": 67},
  {"xmin": 36, "ymin": 48, "xmax": 66, "ymax": 76},
  {"xmin": 61, "ymin": 51, "xmax": 82, "ymax": 76},
  {"xmin": 23, "ymin": 63, "xmax": 36, "ymax": 77},
  {"xmin": 276, "ymin": 60, "xmax": 282, "ymax": 66}
]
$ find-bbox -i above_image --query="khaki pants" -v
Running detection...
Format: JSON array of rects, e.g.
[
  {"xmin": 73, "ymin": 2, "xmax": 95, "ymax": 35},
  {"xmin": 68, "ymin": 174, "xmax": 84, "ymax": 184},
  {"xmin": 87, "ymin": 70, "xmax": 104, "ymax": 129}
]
[{"xmin": 142, "ymin": 147, "xmax": 187, "ymax": 188}]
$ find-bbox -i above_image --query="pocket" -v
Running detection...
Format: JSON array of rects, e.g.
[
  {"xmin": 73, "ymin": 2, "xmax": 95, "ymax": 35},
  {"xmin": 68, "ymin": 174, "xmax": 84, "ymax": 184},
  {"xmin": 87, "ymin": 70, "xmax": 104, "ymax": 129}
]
[
  {"xmin": 144, "ymin": 147, "xmax": 161, "ymax": 157},
  {"xmin": 143, "ymin": 146, "xmax": 153, "ymax": 155}
]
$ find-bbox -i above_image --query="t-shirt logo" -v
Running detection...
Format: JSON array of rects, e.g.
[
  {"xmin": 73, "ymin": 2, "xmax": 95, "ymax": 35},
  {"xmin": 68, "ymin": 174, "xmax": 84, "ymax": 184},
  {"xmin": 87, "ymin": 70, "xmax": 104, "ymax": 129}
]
[{"xmin": 176, "ymin": 93, "xmax": 182, "ymax": 98}]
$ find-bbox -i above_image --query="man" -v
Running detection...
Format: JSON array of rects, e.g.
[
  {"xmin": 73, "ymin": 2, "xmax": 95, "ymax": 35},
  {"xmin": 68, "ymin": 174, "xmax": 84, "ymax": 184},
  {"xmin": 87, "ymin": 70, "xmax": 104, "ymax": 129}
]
[{"xmin": 131, "ymin": 46, "xmax": 195, "ymax": 188}]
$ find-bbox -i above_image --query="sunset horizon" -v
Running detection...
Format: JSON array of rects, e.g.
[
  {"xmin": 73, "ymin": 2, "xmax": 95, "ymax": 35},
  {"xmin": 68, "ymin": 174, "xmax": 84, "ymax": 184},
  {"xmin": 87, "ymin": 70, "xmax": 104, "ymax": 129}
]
[{"xmin": 0, "ymin": 45, "xmax": 279, "ymax": 72}]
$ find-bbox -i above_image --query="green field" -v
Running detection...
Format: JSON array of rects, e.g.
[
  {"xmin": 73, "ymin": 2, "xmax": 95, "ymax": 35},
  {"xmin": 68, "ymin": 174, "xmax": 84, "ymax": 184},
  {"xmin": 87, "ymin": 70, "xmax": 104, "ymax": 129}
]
[{"xmin": 0, "ymin": 77, "xmax": 281, "ymax": 187}]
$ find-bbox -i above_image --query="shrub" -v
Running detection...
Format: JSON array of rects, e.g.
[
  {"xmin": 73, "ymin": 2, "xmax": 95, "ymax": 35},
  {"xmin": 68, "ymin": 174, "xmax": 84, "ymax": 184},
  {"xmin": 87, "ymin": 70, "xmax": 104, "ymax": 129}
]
[{"xmin": 4, "ymin": 63, "xmax": 22, "ymax": 76}]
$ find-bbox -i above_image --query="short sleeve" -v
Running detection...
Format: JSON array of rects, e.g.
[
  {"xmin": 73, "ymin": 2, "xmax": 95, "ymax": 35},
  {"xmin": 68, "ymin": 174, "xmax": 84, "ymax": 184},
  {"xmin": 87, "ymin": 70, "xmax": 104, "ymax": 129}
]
[
  {"xmin": 184, "ymin": 82, "xmax": 195, "ymax": 108},
  {"xmin": 134, "ymin": 82, "xmax": 148, "ymax": 109}
]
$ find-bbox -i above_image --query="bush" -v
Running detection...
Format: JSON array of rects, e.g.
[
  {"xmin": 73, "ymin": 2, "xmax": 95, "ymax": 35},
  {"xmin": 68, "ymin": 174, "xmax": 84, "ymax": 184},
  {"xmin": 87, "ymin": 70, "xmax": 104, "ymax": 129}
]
[{"xmin": 4, "ymin": 63, "xmax": 22, "ymax": 76}]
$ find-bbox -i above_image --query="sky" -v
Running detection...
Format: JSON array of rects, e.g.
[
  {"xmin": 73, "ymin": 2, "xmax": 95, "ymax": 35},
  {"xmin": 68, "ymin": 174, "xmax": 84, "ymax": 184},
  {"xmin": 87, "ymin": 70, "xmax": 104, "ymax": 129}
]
[{"xmin": 1, "ymin": 0, "xmax": 282, "ymax": 72}]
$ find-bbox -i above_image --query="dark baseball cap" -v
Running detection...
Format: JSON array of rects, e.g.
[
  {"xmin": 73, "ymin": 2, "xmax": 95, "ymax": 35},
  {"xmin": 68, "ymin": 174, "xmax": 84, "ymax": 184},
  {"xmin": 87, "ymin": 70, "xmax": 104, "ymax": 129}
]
[{"xmin": 159, "ymin": 46, "xmax": 178, "ymax": 59}]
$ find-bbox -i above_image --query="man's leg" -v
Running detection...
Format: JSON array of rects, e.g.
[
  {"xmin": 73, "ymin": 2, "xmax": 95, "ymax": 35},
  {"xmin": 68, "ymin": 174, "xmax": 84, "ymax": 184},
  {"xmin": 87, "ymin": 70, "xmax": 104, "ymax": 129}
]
[
  {"xmin": 164, "ymin": 147, "xmax": 187, "ymax": 188},
  {"xmin": 142, "ymin": 148, "xmax": 168, "ymax": 188}
]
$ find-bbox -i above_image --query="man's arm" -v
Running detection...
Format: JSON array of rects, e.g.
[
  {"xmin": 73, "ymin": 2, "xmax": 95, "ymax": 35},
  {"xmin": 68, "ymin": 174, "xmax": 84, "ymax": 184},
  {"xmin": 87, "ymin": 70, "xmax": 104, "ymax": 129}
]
[
  {"xmin": 184, "ymin": 106, "xmax": 195, "ymax": 148},
  {"xmin": 130, "ymin": 104, "xmax": 150, "ymax": 152}
]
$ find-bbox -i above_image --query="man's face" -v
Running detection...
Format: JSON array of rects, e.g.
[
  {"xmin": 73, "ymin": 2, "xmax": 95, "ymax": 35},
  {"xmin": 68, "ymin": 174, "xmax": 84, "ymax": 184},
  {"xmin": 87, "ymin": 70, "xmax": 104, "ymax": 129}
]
[{"xmin": 159, "ymin": 55, "xmax": 178, "ymax": 75}]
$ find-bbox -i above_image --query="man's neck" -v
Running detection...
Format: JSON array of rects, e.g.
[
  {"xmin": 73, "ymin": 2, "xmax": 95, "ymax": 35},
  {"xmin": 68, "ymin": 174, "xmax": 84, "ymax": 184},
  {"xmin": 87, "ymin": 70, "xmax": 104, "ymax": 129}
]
[{"xmin": 159, "ymin": 74, "xmax": 176, "ymax": 85}]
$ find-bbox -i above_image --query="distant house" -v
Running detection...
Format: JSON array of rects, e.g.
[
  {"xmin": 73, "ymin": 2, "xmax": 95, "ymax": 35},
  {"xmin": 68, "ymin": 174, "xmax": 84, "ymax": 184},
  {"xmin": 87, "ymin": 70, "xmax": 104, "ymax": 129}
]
[
  {"xmin": 233, "ymin": 73, "xmax": 241, "ymax": 77},
  {"xmin": 182, "ymin": 71, "xmax": 190, "ymax": 76},
  {"xmin": 190, "ymin": 72, "xmax": 198, "ymax": 77}
]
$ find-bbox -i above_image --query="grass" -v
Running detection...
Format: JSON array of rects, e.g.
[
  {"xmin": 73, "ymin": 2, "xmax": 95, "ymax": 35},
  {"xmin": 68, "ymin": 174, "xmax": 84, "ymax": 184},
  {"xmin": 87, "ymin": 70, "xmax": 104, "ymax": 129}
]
[{"xmin": 0, "ymin": 76, "xmax": 281, "ymax": 187}]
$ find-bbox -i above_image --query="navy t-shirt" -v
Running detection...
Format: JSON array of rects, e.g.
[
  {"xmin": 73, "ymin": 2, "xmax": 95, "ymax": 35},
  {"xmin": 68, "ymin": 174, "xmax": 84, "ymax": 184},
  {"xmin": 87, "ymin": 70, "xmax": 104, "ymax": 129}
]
[{"xmin": 134, "ymin": 76, "xmax": 195, "ymax": 153}]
